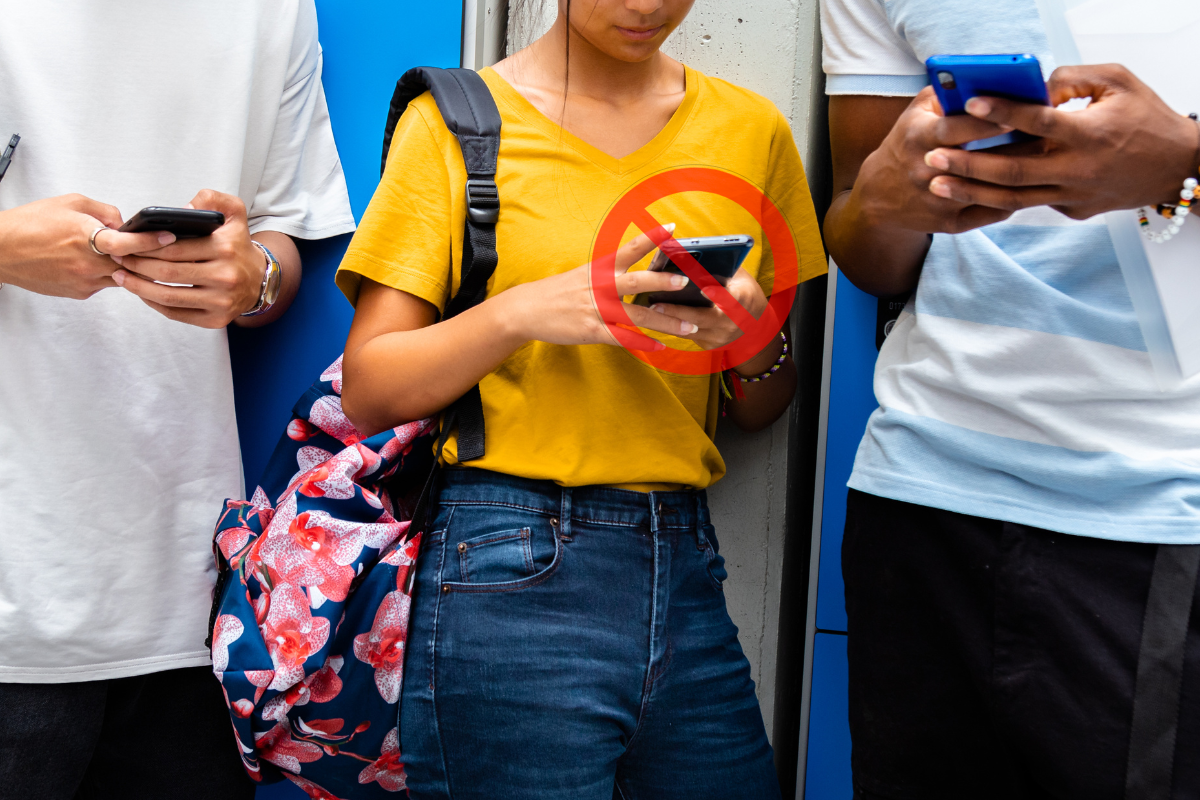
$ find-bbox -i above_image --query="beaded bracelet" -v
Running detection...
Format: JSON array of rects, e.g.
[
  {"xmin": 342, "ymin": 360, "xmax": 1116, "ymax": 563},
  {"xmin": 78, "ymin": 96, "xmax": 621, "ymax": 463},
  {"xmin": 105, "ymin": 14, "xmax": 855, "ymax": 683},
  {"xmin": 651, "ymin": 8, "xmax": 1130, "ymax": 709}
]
[
  {"xmin": 720, "ymin": 330, "xmax": 790, "ymax": 402},
  {"xmin": 740, "ymin": 329, "xmax": 789, "ymax": 383},
  {"xmin": 1138, "ymin": 176, "xmax": 1195, "ymax": 244},
  {"xmin": 1138, "ymin": 113, "xmax": 1200, "ymax": 244}
]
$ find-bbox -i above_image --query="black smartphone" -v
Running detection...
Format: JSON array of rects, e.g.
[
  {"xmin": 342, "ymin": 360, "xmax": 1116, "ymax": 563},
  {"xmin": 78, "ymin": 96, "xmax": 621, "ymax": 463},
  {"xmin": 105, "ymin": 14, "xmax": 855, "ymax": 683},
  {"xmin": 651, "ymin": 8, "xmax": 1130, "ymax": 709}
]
[
  {"xmin": 633, "ymin": 235, "xmax": 755, "ymax": 308},
  {"xmin": 119, "ymin": 207, "xmax": 225, "ymax": 239},
  {"xmin": 926, "ymin": 54, "xmax": 1050, "ymax": 151}
]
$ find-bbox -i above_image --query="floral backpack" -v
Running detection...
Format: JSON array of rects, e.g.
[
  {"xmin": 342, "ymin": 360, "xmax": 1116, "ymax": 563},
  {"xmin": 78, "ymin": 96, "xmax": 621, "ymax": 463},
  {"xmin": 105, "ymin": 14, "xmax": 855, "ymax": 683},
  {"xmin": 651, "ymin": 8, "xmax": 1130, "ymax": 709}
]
[{"xmin": 207, "ymin": 66, "xmax": 501, "ymax": 799}]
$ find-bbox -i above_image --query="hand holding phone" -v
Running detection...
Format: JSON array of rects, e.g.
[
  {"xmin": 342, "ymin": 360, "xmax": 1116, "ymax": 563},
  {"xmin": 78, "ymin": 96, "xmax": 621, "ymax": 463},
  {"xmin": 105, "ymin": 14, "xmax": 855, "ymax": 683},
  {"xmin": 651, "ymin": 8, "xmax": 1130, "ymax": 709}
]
[
  {"xmin": 633, "ymin": 235, "xmax": 755, "ymax": 308},
  {"xmin": 924, "ymin": 63, "xmax": 1200, "ymax": 219},
  {"xmin": 110, "ymin": 190, "xmax": 273, "ymax": 328},
  {"xmin": 119, "ymin": 207, "xmax": 225, "ymax": 239},
  {"xmin": 926, "ymin": 54, "xmax": 1049, "ymax": 151},
  {"xmin": 636, "ymin": 234, "xmax": 772, "ymax": 354}
]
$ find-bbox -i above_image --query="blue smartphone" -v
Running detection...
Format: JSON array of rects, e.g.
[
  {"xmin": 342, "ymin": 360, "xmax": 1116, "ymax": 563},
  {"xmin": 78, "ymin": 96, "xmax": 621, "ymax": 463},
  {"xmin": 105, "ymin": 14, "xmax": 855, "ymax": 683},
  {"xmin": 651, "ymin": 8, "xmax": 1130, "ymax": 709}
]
[{"xmin": 925, "ymin": 54, "xmax": 1049, "ymax": 151}]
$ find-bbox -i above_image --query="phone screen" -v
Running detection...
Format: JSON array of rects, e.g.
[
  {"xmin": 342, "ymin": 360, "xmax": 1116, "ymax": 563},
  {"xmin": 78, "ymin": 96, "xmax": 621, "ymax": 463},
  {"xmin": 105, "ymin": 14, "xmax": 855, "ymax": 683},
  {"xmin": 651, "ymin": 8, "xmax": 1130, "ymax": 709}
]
[{"xmin": 636, "ymin": 235, "xmax": 754, "ymax": 308}]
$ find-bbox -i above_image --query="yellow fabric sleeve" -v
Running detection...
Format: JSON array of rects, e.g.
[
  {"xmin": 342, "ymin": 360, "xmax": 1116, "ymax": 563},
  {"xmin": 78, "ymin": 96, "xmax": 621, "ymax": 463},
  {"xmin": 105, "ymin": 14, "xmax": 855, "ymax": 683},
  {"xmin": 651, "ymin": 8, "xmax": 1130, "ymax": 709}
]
[{"xmin": 336, "ymin": 98, "xmax": 454, "ymax": 310}]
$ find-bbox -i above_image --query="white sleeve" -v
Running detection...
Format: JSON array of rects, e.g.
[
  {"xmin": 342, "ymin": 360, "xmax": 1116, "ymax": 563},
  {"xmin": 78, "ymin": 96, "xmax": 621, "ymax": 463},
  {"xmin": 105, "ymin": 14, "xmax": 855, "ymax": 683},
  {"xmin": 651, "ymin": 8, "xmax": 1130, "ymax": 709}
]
[
  {"xmin": 820, "ymin": 0, "xmax": 928, "ymax": 96},
  {"xmin": 248, "ymin": 0, "xmax": 355, "ymax": 239}
]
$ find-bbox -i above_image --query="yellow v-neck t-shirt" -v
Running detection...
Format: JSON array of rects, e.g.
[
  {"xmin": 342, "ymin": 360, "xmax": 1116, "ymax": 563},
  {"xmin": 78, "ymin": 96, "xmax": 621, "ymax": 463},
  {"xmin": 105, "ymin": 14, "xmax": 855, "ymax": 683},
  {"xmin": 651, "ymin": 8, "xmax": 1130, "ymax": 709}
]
[{"xmin": 336, "ymin": 66, "xmax": 826, "ymax": 489}]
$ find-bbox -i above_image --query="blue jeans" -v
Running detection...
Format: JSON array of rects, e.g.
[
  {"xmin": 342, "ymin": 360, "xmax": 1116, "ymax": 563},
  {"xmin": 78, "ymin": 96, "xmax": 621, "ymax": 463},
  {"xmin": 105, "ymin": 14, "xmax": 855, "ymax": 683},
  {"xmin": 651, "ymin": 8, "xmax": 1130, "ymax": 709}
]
[{"xmin": 399, "ymin": 468, "xmax": 781, "ymax": 800}]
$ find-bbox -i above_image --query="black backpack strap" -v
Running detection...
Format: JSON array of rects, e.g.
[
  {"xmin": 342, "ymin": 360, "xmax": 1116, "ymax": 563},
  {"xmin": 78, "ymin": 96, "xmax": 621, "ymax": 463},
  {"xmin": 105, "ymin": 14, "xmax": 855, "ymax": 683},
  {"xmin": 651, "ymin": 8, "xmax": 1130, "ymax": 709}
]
[
  {"xmin": 1124, "ymin": 543, "xmax": 1200, "ymax": 800},
  {"xmin": 382, "ymin": 66, "xmax": 501, "ymax": 462}
]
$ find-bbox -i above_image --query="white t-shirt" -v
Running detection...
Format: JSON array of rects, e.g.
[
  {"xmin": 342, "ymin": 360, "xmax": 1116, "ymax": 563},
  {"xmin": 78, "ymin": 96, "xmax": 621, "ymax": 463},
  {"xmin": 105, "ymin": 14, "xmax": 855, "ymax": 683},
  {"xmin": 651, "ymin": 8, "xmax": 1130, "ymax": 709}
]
[
  {"xmin": 0, "ymin": 0, "xmax": 355, "ymax": 682},
  {"xmin": 822, "ymin": 0, "xmax": 1200, "ymax": 543}
]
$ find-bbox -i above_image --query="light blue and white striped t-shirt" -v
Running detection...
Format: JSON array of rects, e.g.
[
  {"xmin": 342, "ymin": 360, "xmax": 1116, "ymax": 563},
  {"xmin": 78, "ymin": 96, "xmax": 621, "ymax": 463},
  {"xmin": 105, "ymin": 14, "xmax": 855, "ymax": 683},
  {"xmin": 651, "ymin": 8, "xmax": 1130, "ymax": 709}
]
[{"xmin": 822, "ymin": 0, "xmax": 1200, "ymax": 543}]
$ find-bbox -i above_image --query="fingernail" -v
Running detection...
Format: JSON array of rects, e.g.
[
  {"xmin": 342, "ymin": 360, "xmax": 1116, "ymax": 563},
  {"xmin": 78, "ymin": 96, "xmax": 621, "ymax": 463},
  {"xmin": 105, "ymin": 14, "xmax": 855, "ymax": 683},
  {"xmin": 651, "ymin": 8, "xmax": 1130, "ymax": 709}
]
[
  {"xmin": 924, "ymin": 150, "xmax": 949, "ymax": 171},
  {"xmin": 651, "ymin": 341, "xmax": 666, "ymax": 351},
  {"xmin": 929, "ymin": 179, "xmax": 954, "ymax": 199},
  {"xmin": 664, "ymin": 223, "xmax": 676, "ymax": 233},
  {"xmin": 650, "ymin": 304, "xmax": 664, "ymax": 314},
  {"xmin": 112, "ymin": 270, "xmax": 125, "ymax": 286},
  {"xmin": 682, "ymin": 322, "xmax": 699, "ymax": 334},
  {"xmin": 111, "ymin": 256, "xmax": 123, "ymax": 266},
  {"xmin": 158, "ymin": 232, "xmax": 176, "ymax": 245},
  {"xmin": 965, "ymin": 97, "xmax": 991, "ymax": 116},
  {"xmin": 671, "ymin": 274, "xmax": 688, "ymax": 288}
]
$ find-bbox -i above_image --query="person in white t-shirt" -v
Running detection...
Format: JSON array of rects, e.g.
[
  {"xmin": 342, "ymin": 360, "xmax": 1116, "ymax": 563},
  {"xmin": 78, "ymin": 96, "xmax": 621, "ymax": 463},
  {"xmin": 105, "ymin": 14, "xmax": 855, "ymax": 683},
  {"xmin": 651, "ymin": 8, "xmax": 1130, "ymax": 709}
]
[
  {"xmin": 0, "ymin": 2, "xmax": 355, "ymax": 797},
  {"xmin": 820, "ymin": 0, "xmax": 1200, "ymax": 797}
]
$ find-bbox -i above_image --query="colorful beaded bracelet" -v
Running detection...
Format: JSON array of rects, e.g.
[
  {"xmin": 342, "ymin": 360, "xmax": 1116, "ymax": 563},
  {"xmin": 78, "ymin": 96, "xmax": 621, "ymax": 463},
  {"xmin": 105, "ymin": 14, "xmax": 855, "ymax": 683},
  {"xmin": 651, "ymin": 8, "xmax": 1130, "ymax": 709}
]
[
  {"xmin": 720, "ymin": 330, "xmax": 790, "ymax": 402},
  {"xmin": 1138, "ymin": 177, "xmax": 1195, "ymax": 244},
  {"xmin": 1138, "ymin": 113, "xmax": 1200, "ymax": 244},
  {"xmin": 740, "ymin": 329, "xmax": 789, "ymax": 383}
]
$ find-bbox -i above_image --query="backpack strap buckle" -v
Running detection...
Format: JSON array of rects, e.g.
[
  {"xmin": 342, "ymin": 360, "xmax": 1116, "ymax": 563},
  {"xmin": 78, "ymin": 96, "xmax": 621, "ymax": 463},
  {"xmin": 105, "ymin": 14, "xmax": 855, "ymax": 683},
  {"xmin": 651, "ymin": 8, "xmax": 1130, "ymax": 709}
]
[{"xmin": 465, "ymin": 178, "xmax": 500, "ymax": 224}]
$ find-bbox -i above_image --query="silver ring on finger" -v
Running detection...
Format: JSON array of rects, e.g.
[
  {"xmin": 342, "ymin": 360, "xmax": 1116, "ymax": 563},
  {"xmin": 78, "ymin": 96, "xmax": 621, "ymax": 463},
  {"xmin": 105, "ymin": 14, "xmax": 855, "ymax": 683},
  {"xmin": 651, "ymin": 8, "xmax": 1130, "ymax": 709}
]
[{"xmin": 89, "ymin": 226, "xmax": 109, "ymax": 256}]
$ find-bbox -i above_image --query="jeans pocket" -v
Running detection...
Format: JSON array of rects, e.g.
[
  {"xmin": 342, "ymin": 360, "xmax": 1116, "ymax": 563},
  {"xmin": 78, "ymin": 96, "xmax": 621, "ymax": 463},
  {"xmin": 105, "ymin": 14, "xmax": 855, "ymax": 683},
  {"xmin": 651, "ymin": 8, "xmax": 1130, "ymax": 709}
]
[
  {"xmin": 441, "ymin": 507, "xmax": 563, "ymax": 594},
  {"xmin": 456, "ymin": 528, "xmax": 534, "ymax": 584}
]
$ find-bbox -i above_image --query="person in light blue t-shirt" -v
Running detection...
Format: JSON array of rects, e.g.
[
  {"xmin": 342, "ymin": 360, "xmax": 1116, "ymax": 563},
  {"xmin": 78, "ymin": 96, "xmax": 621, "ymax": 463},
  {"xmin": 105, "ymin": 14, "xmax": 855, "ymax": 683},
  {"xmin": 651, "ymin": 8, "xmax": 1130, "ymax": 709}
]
[{"xmin": 821, "ymin": 0, "xmax": 1200, "ymax": 797}]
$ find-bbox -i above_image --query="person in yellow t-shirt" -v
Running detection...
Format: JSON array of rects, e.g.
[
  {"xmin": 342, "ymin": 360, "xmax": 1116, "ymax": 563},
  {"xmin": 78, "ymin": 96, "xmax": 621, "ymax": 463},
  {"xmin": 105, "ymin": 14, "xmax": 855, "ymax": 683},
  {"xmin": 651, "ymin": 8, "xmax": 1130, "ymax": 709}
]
[{"xmin": 337, "ymin": 1, "xmax": 825, "ymax": 797}]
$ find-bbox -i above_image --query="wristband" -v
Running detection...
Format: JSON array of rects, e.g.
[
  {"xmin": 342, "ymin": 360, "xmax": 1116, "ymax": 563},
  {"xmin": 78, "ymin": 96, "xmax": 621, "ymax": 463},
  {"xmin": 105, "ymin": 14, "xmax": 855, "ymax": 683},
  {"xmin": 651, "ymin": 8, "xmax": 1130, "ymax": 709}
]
[
  {"xmin": 243, "ymin": 241, "xmax": 282, "ymax": 317},
  {"xmin": 720, "ymin": 331, "xmax": 789, "ymax": 402},
  {"xmin": 1137, "ymin": 113, "xmax": 1200, "ymax": 244}
]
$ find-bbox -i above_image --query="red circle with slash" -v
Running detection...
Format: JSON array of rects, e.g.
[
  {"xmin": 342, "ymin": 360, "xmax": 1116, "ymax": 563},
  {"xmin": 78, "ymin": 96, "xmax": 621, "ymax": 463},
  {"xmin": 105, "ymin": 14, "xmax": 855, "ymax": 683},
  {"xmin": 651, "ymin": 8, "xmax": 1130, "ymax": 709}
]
[{"xmin": 590, "ymin": 167, "xmax": 799, "ymax": 375}]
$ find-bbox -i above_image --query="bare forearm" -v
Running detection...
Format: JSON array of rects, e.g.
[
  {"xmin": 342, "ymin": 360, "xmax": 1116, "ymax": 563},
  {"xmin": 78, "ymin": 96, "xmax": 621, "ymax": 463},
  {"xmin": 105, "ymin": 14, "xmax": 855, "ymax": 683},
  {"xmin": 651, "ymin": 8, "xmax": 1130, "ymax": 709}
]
[
  {"xmin": 342, "ymin": 293, "xmax": 527, "ymax": 436},
  {"xmin": 824, "ymin": 189, "xmax": 929, "ymax": 297},
  {"xmin": 724, "ymin": 331, "xmax": 797, "ymax": 432}
]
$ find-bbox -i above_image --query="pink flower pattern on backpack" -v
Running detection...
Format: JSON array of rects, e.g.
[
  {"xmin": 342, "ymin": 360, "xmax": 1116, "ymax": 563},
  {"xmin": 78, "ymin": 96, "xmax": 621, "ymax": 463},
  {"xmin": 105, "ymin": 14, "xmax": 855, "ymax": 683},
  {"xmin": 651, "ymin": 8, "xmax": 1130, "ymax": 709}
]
[
  {"xmin": 208, "ymin": 356, "xmax": 436, "ymax": 797},
  {"xmin": 353, "ymin": 589, "xmax": 410, "ymax": 703},
  {"xmin": 358, "ymin": 727, "xmax": 406, "ymax": 792}
]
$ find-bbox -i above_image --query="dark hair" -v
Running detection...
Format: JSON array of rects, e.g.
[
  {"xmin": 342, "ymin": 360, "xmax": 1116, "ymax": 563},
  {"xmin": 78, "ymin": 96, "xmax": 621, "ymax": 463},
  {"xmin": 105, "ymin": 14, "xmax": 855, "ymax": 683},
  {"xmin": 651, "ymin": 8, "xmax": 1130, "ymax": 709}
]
[
  {"xmin": 564, "ymin": 0, "xmax": 571, "ymax": 105},
  {"xmin": 509, "ymin": 0, "xmax": 571, "ymax": 118}
]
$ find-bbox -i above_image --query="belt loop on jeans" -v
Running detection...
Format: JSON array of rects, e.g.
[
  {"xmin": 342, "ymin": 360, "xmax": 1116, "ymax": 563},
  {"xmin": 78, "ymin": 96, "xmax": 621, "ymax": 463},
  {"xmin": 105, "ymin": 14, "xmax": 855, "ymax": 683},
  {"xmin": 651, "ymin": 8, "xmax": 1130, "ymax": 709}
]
[
  {"xmin": 559, "ymin": 487, "xmax": 572, "ymax": 539},
  {"xmin": 693, "ymin": 494, "xmax": 708, "ymax": 550}
]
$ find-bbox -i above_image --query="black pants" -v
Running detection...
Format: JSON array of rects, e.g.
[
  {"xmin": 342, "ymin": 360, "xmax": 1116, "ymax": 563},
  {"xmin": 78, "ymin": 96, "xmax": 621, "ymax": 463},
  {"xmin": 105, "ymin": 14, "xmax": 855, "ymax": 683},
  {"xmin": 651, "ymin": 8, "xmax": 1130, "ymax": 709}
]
[
  {"xmin": 843, "ymin": 490, "xmax": 1200, "ymax": 800},
  {"xmin": 0, "ymin": 666, "xmax": 255, "ymax": 800}
]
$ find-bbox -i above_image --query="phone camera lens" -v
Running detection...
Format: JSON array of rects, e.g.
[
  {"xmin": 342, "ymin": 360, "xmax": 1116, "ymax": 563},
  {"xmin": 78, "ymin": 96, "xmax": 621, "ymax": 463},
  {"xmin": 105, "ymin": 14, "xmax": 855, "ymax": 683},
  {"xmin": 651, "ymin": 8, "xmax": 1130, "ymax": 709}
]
[{"xmin": 937, "ymin": 71, "xmax": 957, "ymax": 90}]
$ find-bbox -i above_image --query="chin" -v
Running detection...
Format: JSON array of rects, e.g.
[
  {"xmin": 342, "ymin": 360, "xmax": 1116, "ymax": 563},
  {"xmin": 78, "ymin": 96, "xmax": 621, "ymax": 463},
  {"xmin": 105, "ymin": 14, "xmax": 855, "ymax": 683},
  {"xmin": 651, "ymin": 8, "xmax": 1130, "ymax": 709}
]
[{"xmin": 601, "ymin": 38, "xmax": 664, "ymax": 63}]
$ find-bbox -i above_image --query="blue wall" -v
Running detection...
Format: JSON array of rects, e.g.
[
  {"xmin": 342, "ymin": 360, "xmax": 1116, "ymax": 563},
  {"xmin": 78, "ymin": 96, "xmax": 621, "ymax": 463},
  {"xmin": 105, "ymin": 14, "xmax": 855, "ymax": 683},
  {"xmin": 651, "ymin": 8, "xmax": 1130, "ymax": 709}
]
[
  {"xmin": 227, "ymin": 2, "xmax": 462, "ymax": 796},
  {"xmin": 804, "ymin": 269, "xmax": 881, "ymax": 799}
]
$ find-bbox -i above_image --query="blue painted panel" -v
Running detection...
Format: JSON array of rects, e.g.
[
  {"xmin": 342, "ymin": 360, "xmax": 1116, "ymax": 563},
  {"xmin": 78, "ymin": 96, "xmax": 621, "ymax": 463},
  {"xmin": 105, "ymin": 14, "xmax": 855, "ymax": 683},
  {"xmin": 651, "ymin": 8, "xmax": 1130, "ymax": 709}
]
[
  {"xmin": 815, "ymin": 270, "xmax": 880, "ymax": 633},
  {"xmin": 225, "ymin": 3, "xmax": 462, "ymax": 798},
  {"xmin": 315, "ymin": 0, "xmax": 464, "ymax": 220},
  {"xmin": 805, "ymin": 632, "xmax": 853, "ymax": 799},
  {"xmin": 231, "ymin": 0, "xmax": 461, "ymax": 508}
]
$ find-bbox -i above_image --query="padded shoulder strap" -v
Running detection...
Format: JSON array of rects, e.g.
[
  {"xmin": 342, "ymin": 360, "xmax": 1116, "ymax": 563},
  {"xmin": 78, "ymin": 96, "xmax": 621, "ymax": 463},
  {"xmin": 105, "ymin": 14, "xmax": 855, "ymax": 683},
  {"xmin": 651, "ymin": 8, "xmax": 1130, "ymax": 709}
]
[
  {"xmin": 382, "ymin": 67, "xmax": 501, "ymax": 462},
  {"xmin": 382, "ymin": 66, "xmax": 501, "ymax": 181}
]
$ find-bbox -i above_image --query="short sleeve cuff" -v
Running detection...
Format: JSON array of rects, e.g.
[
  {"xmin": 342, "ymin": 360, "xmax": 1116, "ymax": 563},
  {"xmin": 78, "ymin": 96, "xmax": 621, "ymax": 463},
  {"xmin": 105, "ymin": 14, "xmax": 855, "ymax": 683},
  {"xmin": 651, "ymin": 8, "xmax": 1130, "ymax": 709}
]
[
  {"xmin": 335, "ymin": 253, "xmax": 448, "ymax": 310},
  {"xmin": 826, "ymin": 73, "xmax": 928, "ymax": 96}
]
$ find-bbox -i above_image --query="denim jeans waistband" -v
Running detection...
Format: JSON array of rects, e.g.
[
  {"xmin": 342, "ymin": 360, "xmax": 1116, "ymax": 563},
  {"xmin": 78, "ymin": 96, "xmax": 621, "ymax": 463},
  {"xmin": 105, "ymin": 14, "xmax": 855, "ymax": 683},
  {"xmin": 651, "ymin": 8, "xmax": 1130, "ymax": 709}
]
[{"xmin": 436, "ymin": 467, "xmax": 709, "ymax": 533}]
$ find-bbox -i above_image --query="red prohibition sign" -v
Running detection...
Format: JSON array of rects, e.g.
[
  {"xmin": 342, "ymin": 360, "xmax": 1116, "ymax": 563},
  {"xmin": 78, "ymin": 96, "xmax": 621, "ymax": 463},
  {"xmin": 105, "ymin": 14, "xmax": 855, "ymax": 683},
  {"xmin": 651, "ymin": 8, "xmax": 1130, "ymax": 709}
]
[{"xmin": 590, "ymin": 167, "xmax": 799, "ymax": 376}]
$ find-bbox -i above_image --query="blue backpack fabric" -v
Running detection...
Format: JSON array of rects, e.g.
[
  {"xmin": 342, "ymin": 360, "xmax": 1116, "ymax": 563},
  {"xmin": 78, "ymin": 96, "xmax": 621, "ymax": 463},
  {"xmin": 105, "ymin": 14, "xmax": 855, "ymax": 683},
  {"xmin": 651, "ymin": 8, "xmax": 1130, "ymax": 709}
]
[{"xmin": 207, "ymin": 66, "xmax": 500, "ymax": 798}]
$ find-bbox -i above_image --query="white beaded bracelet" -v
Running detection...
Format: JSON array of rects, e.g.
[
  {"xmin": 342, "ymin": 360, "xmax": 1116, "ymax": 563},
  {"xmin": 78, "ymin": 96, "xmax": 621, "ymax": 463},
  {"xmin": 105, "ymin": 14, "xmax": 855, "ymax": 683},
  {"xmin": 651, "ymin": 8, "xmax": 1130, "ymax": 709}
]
[{"xmin": 1138, "ymin": 176, "xmax": 1196, "ymax": 244}]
